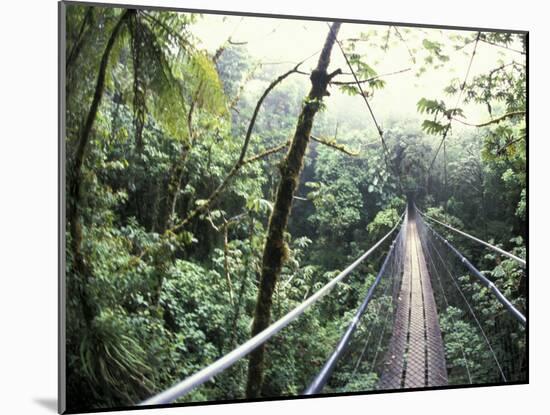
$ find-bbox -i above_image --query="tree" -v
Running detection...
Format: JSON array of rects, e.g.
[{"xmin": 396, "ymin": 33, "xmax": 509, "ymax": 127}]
[
  {"xmin": 245, "ymin": 22, "xmax": 343, "ymax": 398},
  {"xmin": 62, "ymin": 5, "xmax": 527, "ymax": 408}
]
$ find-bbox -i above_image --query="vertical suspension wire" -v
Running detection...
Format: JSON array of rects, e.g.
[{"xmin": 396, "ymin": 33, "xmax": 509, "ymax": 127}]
[
  {"xmin": 349, "ymin": 256, "xmax": 392, "ymax": 376},
  {"xmin": 351, "ymin": 217, "xmax": 407, "ymax": 383},
  {"xmin": 366, "ymin": 283, "xmax": 396, "ymax": 373},
  {"xmin": 304, "ymin": 224, "xmax": 405, "ymax": 395},
  {"xmin": 369, "ymin": 224, "xmax": 407, "ymax": 373},
  {"xmin": 421, "ymin": 217, "xmax": 507, "ymax": 381},
  {"xmin": 142, "ymin": 214, "xmax": 404, "ymax": 405},
  {"xmin": 348, "ymin": 227, "xmax": 402, "ymax": 379},
  {"xmin": 443, "ymin": 140, "xmax": 447, "ymax": 207},
  {"xmin": 311, "ymin": 217, "xmax": 407, "ymax": 393},
  {"xmin": 416, "ymin": 217, "xmax": 474, "ymax": 384}
]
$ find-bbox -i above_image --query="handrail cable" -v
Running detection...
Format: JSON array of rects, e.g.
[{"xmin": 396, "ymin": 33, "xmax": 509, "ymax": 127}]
[
  {"xmin": 349, "ymin": 218, "xmax": 406, "ymax": 380},
  {"xmin": 140, "ymin": 212, "xmax": 405, "ymax": 405},
  {"xmin": 304, "ymin": 221, "xmax": 405, "ymax": 395},
  {"xmin": 366, "ymin": 285, "xmax": 395, "ymax": 373},
  {"xmin": 421, "ymin": 218, "xmax": 507, "ymax": 381},
  {"xmin": 419, "ymin": 222, "xmax": 473, "ymax": 383},
  {"xmin": 349, "ymin": 248, "xmax": 397, "ymax": 379},
  {"xmin": 418, "ymin": 211, "xmax": 526, "ymax": 326},
  {"xmin": 418, "ymin": 209, "xmax": 526, "ymax": 267}
]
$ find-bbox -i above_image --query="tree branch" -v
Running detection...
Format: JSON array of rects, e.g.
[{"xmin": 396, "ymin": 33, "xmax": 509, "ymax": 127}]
[
  {"xmin": 223, "ymin": 222, "xmax": 235, "ymax": 306},
  {"xmin": 187, "ymin": 80, "xmax": 204, "ymax": 142},
  {"xmin": 298, "ymin": 67, "xmax": 411, "ymax": 86},
  {"xmin": 392, "ymin": 26, "xmax": 416, "ymax": 64},
  {"xmin": 497, "ymin": 136, "xmax": 525, "ymax": 155},
  {"xmin": 331, "ymin": 67, "xmax": 411, "ymax": 85},
  {"xmin": 236, "ymin": 66, "xmax": 300, "ymax": 165},
  {"xmin": 310, "ymin": 135, "xmax": 360, "ymax": 156},
  {"xmin": 66, "ymin": 7, "xmax": 95, "ymax": 71},
  {"xmin": 167, "ymin": 64, "xmax": 302, "ymax": 234},
  {"xmin": 243, "ymin": 141, "xmax": 290, "ymax": 164},
  {"xmin": 453, "ymin": 111, "xmax": 525, "ymax": 127},
  {"xmin": 489, "ymin": 61, "xmax": 524, "ymax": 77},
  {"xmin": 228, "ymin": 63, "xmax": 261, "ymax": 110}
]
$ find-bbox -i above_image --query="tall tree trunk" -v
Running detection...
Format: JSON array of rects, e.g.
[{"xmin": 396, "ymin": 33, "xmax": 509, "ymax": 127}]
[
  {"xmin": 245, "ymin": 22, "xmax": 342, "ymax": 398},
  {"xmin": 67, "ymin": 10, "xmax": 132, "ymax": 326},
  {"xmin": 66, "ymin": 7, "xmax": 95, "ymax": 96}
]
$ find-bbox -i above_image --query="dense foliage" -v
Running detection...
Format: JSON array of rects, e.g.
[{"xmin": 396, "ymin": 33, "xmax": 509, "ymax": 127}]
[{"xmin": 64, "ymin": 5, "xmax": 526, "ymax": 411}]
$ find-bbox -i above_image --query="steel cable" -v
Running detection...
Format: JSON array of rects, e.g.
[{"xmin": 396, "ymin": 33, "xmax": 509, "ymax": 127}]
[
  {"xmin": 421, "ymin": 216, "xmax": 526, "ymax": 326},
  {"xmin": 140, "ymin": 212, "xmax": 405, "ymax": 405},
  {"xmin": 348, "ymin": 233, "xmax": 402, "ymax": 380},
  {"xmin": 304, "ymin": 221, "xmax": 405, "ymax": 395},
  {"xmin": 417, "ymin": 218, "xmax": 474, "ymax": 383},
  {"xmin": 421, "ymin": 217, "xmax": 507, "ymax": 381},
  {"xmin": 418, "ymin": 209, "xmax": 526, "ymax": 267}
]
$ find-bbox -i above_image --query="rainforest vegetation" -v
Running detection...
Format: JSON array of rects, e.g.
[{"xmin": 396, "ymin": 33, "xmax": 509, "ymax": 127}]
[{"xmin": 63, "ymin": 4, "xmax": 526, "ymax": 411}]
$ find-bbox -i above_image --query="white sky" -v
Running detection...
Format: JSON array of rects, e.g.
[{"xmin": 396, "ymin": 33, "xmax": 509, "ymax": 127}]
[{"xmin": 189, "ymin": 14, "xmax": 524, "ymax": 134}]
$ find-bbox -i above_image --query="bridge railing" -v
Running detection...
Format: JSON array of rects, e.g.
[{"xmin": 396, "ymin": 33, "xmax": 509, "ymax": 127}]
[
  {"xmin": 418, "ymin": 210, "xmax": 526, "ymax": 267},
  {"xmin": 416, "ymin": 207, "xmax": 525, "ymax": 326},
  {"xmin": 140, "ymin": 211, "xmax": 406, "ymax": 405},
  {"xmin": 304, "ymin": 217, "xmax": 407, "ymax": 394},
  {"xmin": 416, "ymin": 209, "xmax": 526, "ymax": 384}
]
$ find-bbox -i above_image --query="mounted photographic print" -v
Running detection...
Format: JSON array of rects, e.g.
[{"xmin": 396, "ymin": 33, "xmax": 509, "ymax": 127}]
[{"xmin": 59, "ymin": 1, "xmax": 528, "ymax": 413}]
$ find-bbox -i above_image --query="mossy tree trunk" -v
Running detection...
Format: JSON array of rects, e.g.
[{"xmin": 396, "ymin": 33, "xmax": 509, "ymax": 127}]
[
  {"xmin": 245, "ymin": 22, "xmax": 342, "ymax": 398},
  {"xmin": 67, "ymin": 10, "xmax": 133, "ymax": 326}
]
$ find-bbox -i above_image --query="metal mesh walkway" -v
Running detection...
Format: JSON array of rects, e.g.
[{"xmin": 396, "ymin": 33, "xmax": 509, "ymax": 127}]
[{"xmin": 378, "ymin": 212, "xmax": 447, "ymax": 389}]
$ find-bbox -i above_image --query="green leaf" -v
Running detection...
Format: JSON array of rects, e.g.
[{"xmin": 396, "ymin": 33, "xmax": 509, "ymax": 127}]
[{"xmin": 421, "ymin": 120, "xmax": 447, "ymax": 135}]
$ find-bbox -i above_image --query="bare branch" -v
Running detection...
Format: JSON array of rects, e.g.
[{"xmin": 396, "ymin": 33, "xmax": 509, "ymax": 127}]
[
  {"xmin": 213, "ymin": 35, "xmax": 249, "ymax": 63},
  {"xmin": 330, "ymin": 67, "xmax": 411, "ymax": 85},
  {"xmin": 205, "ymin": 212, "xmax": 221, "ymax": 232},
  {"xmin": 213, "ymin": 34, "xmax": 246, "ymax": 63},
  {"xmin": 187, "ymin": 80, "xmax": 203, "ymax": 141},
  {"xmin": 392, "ymin": 26, "xmax": 416, "ymax": 64},
  {"xmin": 497, "ymin": 136, "xmax": 525, "ymax": 155},
  {"xmin": 243, "ymin": 141, "xmax": 290, "ymax": 164},
  {"xmin": 229, "ymin": 63, "xmax": 261, "ymax": 110},
  {"xmin": 383, "ymin": 26, "xmax": 391, "ymax": 51},
  {"xmin": 259, "ymin": 47, "xmax": 323, "ymax": 68},
  {"xmin": 453, "ymin": 111, "xmax": 525, "ymax": 127},
  {"xmin": 489, "ymin": 61, "xmax": 524, "ymax": 77},
  {"xmin": 223, "ymin": 223, "xmax": 235, "ymax": 306},
  {"xmin": 310, "ymin": 135, "xmax": 360, "ymax": 156},
  {"xmin": 168, "ymin": 64, "xmax": 302, "ymax": 234},
  {"xmin": 236, "ymin": 65, "xmax": 301, "ymax": 165}
]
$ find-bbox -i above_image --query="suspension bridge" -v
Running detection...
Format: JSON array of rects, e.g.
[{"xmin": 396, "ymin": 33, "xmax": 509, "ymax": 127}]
[
  {"xmin": 132, "ymin": 24, "xmax": 527, "ymax": 406},
  {"xmin": 140, "ymin": 200, "xmax": 527, "ymax": 405}
]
